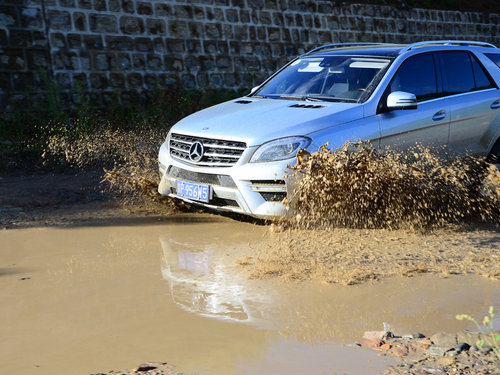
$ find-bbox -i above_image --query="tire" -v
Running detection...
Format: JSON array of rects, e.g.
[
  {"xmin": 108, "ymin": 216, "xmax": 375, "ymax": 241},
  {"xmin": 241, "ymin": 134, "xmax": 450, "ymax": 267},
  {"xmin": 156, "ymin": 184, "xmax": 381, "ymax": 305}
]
[{"xmin": 488, "ymin": 139, "xmax": 500, "ymax": 166}]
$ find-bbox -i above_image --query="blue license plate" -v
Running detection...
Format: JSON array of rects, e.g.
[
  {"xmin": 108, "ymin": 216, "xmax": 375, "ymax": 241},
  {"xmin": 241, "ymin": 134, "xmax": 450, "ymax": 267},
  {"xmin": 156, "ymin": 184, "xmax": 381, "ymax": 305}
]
[{"xmin": 176, "ymin": 180, "xmax": 211, "ymax": 203}]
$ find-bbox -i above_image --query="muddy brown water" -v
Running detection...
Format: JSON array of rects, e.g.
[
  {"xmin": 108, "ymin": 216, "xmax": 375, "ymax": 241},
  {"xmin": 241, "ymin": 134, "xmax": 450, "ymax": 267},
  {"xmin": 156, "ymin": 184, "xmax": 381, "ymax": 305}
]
[{"xmin": 1, "ymin": 214, "xmax": 500, "ymax": 375}]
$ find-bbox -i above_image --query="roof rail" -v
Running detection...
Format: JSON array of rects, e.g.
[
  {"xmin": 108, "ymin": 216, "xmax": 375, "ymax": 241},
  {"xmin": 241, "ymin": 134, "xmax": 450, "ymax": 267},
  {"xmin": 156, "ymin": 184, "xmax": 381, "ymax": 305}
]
[
  {"xmin": 305, "ymin": 43, "xmax": 393, "ymax": 55},
  {"xmin": 399, "ymin": 40, "xmax": 497, "ymax": 54}
]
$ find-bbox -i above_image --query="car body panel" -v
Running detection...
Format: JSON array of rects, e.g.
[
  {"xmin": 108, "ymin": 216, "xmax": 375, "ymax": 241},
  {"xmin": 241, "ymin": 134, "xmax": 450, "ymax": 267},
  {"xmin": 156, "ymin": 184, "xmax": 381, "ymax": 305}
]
[
  {"xmin": 379, "ymin": 97, "xmax": 451, "ymax": 151},
  {"xmin": 307, "ymin": 112, "xmax": 381, "ymax": 150},
  {"xmin": 171, "ymin": 98, "xmax": 361, "ymax": 147},
  {"xmin": 448, "ymin": 89, "xmax": 500, "ymax": 155}
]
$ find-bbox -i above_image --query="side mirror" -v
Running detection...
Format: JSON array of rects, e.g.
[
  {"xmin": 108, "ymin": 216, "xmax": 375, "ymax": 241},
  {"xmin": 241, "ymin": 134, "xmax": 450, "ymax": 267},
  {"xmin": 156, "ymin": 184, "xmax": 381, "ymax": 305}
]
[
  {"xmin": 387, "ymin": 91, "xmax": 417, "ymax": 110},
  {"xmin": 250, "ymin": 86, "xmax": 260, "ymax": 94}
]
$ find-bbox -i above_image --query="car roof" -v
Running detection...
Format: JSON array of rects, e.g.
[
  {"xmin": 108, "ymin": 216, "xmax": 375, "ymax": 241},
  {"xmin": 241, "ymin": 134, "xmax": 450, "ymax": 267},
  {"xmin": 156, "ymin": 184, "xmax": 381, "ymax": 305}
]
[
  {"xmin": 304, "ymin": 41, "xmax": 498, "ymax": 59},
  {"xmin": 313, "ymin": 47, "xmax": 403, "ymax": 58}
]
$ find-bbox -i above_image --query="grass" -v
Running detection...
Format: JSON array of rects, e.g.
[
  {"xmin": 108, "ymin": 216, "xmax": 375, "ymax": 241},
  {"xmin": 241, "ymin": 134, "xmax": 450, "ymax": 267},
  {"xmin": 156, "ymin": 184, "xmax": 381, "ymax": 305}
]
[{"xmin": 457, "ymin": 306, "xmax": 500, "ymax": 361}]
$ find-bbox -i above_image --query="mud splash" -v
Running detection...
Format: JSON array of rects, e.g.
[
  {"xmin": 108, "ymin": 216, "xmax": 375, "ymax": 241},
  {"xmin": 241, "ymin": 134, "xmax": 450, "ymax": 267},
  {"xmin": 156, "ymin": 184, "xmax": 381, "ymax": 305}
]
[
  {"xmin": 286, "ymin": 142, "xmax": 500, "ymax": 230},
  {"xmin": 240, "ymin": 227, "xmax": 500, "ymax": 285},
  {"xmin": 239, "ymin": 143, "xmax": 500, "ymax": 285},
  {"xmin": 43, "ymin": 125, "xmax": 179, "ymax": 207}
]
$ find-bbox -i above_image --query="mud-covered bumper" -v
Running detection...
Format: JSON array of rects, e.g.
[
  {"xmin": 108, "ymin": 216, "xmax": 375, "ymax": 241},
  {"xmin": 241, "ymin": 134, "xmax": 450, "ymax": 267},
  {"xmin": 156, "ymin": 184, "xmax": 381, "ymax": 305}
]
[{"xmin": 158, "ymin": 142, "xmax": 294, "ymax": 218}]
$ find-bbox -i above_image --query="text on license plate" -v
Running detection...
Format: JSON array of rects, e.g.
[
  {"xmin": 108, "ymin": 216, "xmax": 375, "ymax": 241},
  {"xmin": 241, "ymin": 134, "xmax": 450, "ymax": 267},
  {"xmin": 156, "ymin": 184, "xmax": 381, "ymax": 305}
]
[{"xmin": 176, "ymin": 180, "xmax": 211, "ymax": 203}]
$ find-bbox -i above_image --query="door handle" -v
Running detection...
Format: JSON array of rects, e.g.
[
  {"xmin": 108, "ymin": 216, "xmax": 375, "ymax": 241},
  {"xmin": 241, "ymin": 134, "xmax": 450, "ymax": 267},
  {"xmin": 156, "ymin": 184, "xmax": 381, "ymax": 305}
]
[
  {"xmin": 432, "ymin": 110, "xmax": 446, "ymax": 121},
  {"xmin": 491, "ymin": 100, "xmax": 500, "ymax": 109}
]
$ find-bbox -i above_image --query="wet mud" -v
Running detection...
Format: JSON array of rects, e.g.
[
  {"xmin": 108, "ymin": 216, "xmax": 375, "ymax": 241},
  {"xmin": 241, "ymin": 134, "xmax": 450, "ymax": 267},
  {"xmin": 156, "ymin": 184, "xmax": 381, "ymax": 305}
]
[{"xmin": 1, "ymin": 219, "xmax": 499, "ymax": 375}]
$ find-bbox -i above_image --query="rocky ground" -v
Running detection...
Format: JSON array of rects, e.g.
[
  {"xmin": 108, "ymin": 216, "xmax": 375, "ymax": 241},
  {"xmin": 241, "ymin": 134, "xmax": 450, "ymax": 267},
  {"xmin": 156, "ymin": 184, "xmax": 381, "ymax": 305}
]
[
  {"xmin": 357, "ymin": 330, "xmax": 499, "ymax": 374},
  {"xmin": 90, "ymin": 362, "xmax": 184, "ymax": 375}
]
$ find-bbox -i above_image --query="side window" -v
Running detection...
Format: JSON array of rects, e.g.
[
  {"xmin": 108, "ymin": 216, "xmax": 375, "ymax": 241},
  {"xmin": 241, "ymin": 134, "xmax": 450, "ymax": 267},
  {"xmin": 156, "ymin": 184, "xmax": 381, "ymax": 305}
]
[
  {"xmin": 436, "ymin": 52, "xmax": 475, "ymax": 95},
  {"xmin": 389, "ymin": 54, "xmax": 438, "ymax": 102},
  {"xmin": 485, "ymin": 53, "xmax": 500, "ymax": 68},
  {"xmin": 471, "ymin": 56, "xmax": 495, "ymax": 90}
]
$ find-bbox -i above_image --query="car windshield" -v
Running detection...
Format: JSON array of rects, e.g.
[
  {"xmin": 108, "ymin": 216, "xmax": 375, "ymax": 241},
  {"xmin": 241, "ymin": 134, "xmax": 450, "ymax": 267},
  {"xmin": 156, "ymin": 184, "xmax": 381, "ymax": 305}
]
[{"xmin": 254, "ymin": 55, "xmax": 392, "ymax": 103}]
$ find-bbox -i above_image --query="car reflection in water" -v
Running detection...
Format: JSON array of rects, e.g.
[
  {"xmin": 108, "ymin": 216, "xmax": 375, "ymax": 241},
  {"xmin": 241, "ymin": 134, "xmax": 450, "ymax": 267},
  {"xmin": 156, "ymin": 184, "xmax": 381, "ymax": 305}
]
[
  {"xmin": 160, "ymin": 236, "xmax": 273, "ymax": 327},
  {"xmin": 159, "ymin": 233, "xmax": 500, "ymax": 344}
]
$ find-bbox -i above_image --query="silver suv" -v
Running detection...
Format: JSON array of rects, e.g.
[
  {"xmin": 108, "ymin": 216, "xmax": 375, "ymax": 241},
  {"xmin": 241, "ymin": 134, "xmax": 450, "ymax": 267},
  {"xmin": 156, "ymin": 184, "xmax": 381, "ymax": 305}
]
[{"xmin": 158, "ymin": 41, "xmax": 500, "ymax": 218}]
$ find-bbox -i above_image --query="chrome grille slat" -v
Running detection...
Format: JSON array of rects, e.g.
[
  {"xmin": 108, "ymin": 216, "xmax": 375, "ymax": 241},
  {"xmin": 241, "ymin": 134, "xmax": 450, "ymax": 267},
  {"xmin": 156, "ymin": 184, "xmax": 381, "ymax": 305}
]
[
  {"xmin": 170, "ymin": 133, "xmax": 246, "ymax": 167},
  {"xmin": 170, "ymin": 144, "xmax": 189, "ymax": 152},
  {"xmin": 203, "ymin": 152, "xmax": 240, "ymax": 159},
  {"xmin": 202, "ymin": 143, "xmax": 246, "ymax": 151},
  {"xmin": 197, "ymin": 162, "xmax": 236, "ymax": 167}
]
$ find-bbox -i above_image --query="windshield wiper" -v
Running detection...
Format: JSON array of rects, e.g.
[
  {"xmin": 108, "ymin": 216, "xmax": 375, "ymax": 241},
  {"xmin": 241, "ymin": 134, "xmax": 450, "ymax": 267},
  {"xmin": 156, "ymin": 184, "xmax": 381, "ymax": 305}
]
[
  {"xmin": 252, "ymin": 94, "xmax": 279, "ymax": 99},
  {"xmin": 279, "ymin": 94, "xmax": 324, "ymax": 102}
]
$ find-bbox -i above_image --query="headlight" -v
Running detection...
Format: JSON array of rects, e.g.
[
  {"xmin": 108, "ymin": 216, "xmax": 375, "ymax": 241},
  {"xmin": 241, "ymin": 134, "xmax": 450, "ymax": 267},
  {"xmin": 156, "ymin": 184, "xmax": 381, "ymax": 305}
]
[{"xmin": 250, "ymin": 136, "xmax": 311, "ymax": 163}]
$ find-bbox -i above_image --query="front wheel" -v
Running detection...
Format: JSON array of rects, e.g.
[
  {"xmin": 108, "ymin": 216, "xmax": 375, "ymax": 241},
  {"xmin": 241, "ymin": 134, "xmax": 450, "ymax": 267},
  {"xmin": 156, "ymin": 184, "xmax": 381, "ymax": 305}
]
[{"xmin": 487, "ymin": 140, "xmax": 500, "ymax": 165}]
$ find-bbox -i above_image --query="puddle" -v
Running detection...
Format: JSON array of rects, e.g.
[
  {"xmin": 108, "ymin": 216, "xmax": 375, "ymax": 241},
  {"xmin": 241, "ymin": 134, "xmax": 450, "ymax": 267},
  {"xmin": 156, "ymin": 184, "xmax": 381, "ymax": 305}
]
[{"xmin": 1, "ymin": 215, "xmax": 499, "ymax": 374}]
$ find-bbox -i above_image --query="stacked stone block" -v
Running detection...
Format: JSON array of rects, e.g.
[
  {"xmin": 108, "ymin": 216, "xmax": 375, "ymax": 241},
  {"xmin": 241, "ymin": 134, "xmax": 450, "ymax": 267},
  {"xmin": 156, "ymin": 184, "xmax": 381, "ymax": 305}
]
[{"xmin": 0, "ymin": 0, "xmax": 499, "ymax": 110}]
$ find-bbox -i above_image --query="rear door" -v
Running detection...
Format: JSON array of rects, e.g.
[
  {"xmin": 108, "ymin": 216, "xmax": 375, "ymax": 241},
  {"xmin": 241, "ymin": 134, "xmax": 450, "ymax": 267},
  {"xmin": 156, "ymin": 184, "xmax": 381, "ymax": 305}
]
[
  {"xmin": 437, "ymin": 51, "xmax": 500, "ymax": 156},
  {"xmin": 377, "ymin": 53, "xmax": 450, "ymax": 151}
]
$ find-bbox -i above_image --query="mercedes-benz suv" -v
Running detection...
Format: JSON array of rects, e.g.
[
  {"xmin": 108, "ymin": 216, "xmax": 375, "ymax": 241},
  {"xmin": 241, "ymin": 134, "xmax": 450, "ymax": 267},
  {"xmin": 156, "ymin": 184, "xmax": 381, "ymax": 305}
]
[{"xmin": 158, "ymin": 40, "xmax": 500, "ymax": 218}]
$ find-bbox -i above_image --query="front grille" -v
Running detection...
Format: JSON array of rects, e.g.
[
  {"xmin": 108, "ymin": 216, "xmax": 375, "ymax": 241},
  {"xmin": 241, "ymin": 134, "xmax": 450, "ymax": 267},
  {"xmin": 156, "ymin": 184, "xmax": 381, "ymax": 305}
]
[
  {"xmin": 260, "ymin": 192, "xmax": 287, "ymax": 202},
  {"xmin": 170, "ymin": 133, "xmax": 246, "ymax": 167},
  {"xmin": 250, "ymin": 180, "xmax": 286, "ymax": 185},
  {"xmin": 167, "ymin": 166, "xmax": 236, "ymax": 187}
]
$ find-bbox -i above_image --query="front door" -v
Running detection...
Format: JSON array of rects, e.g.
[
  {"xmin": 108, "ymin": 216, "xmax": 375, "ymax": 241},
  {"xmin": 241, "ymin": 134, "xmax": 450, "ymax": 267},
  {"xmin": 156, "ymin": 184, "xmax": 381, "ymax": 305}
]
[{"xmin": 378, "ymin": 53, "xmax": 450, "ymax": 152}]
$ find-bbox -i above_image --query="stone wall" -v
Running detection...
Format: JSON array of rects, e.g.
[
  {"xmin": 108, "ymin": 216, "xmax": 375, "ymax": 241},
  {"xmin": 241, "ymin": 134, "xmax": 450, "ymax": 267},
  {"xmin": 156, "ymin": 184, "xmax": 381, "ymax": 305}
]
[{"xmin": 1, "ymin": 0, "xmax": 499, "ymax": 110}]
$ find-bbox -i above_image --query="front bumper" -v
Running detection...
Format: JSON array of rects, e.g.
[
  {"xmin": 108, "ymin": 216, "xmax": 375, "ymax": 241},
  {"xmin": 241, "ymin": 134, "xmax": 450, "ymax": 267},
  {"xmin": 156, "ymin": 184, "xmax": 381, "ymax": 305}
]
[{"xmin": 158, "ymin": 142, "xmax": 294, "ymax": 218}]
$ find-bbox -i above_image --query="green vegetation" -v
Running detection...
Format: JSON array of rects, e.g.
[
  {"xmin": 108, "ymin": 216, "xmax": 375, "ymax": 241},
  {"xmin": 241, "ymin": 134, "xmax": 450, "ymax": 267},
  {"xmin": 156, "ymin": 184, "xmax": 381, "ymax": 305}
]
[
  {"xmin": 457, "ymin": 306, "xmax": 500, "ymax": 361},
  {"xmin": 0, "ymin": 81, "xmax": 248, "ymax": 172}
]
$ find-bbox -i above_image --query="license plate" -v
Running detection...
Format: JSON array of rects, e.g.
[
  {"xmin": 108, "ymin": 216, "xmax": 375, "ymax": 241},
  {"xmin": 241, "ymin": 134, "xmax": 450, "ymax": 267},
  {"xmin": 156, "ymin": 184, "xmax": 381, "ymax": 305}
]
[{"xmin": 176, "ymin": 180, "xmax": 211, "ymax": 203}]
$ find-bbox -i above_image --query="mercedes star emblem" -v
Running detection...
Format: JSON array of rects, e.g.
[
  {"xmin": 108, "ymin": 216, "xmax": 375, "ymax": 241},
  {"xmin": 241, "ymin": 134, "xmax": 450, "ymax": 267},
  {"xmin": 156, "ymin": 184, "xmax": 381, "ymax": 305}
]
[{"xmin": 189, "ymin": 141, "xmax": 204, "ymax": 162}]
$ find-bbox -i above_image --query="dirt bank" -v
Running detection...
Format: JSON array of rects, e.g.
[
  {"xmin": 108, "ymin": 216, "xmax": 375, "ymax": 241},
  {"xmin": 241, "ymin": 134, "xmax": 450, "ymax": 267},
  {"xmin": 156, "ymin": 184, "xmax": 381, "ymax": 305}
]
[
  {"xmin": 0, "ymin": 170, "xmax": 179, "ymax": 229},
  {"xmin": 357, "ymin": 329, "xmax": 500, "ymax": 375}
]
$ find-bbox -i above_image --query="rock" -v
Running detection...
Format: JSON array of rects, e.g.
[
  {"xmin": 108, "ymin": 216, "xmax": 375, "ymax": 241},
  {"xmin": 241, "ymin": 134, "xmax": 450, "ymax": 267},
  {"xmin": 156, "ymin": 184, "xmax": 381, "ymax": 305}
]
[
  {"xmin": 430, "ymin": 332, "xmax": 457, "ymax": 347},
  {"xmin": 422, "ymin": 367, "xmax": 444, "ymax": 373},
  {"xmin": 381, "ymin": 343, "xmax": 392, "ymax": 351},
  {"xmin": 390, "ymin": 345, "xmax": 409, "ymax": 357},
  {"xmin": 359, "ymin": 338, "xmax": 383, "ymax": 349},
  {"xmin": 426, "ymin": 346, "xmax": 452, "ymax": 356},
  {"xmin": 419, "ymin": 343, "xmax": 431, "ymax": 350},
  {"xmin": 132, "ymin": 363, "xmax": 157, "ymax": 372},
  {"xmin": 454, "ymin": 342, "xmax": 471, "ymax": 353},
  {"xmin": 363, "ymin": 330, "xmax": 390, "ymax": 340},
  {"xmin": 437, "ymin": 357, "xmax": 455, "ymax": 366},
  {"xmin": 479, "ymin": 347, "xmax": 492, "ymax": 354}
]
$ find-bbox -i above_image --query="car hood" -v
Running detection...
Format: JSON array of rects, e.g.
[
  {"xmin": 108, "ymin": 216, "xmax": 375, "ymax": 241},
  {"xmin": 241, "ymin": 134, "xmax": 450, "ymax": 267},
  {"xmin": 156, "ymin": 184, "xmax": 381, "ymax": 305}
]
[{"xmin": 170, "ymin": 98, "xmax": 363, "ymax": 146}]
